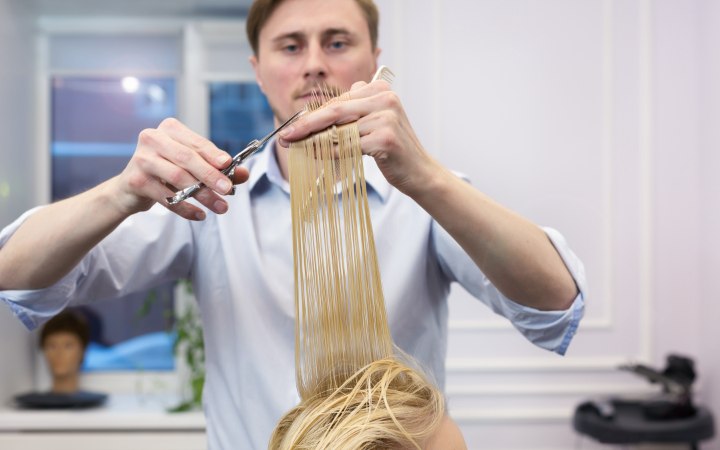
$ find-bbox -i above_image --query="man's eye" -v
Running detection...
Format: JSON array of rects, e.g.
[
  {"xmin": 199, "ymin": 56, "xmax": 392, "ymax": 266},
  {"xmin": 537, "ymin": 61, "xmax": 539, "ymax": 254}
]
[
  {"xmin": 329, "ymin": 41, "xmax": 346, "ymax": 50},
  {"xmin": 284, "ymin": 44, "xmax": 299, "ymax": 53}
]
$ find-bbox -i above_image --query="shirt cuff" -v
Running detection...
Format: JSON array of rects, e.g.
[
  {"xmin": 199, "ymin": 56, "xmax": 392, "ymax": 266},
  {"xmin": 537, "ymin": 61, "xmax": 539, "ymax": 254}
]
[
  {"xmin": 500, "ymin": 226, "xmax": 587, "ymax": 355},
  {"xmin": 498, "ymin": 289, "xmax": 585, "ymax": 355}
]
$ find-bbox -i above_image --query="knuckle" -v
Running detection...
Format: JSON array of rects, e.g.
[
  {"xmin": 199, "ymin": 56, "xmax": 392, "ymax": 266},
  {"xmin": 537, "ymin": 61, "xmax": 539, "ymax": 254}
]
[
  {"xmin": 382, "ymin": 91, "xmax": 401, "ymax": 109},
  {"xmin": 137, "ymin": 128, "xmax": 157, "ymax": 146},
  {"xmin": 375, "ymin": 110, "xmax": 399, "ymax": 130},
  {"xmin": 127, "ymin": 172, "xmax": 149, "ymax": 191},
  {"xmin": 174, "ymin": 147, "xmax": 193, "ymax": 164},
  {"xmin": 166, "ymin": 167, "xmax": 186, "ymax": 187},
  {"xmin": 159, "ymin": 117, "xmax": 180, "ymax": 130},
  {"xmin": 190, "ymin": 136, "xmax": 207, "ymax": 150},
  {"xmin": 202, "ymin": 166, "xmax": 221, "ymax": 184},
  {"xmin": 132, "ymin": 153, "xmax": 150, "ymax": 171},
  {"xmin": 380, "ymin": 109, "xmax": 396, "ymax": 123},
  {"xmin": 379, "ymin": 129, "xmax": 395, "ymax": 147},
  {"xmin": 328, "ymin": 102, "xmax": 343, "ymax": 117}
]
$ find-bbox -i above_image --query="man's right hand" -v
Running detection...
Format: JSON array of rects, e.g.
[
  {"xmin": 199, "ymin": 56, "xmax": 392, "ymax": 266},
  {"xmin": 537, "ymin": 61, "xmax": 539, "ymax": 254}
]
[{"xmin": 112, "ymin": 118, "xmax": 250, "ymax": 221}]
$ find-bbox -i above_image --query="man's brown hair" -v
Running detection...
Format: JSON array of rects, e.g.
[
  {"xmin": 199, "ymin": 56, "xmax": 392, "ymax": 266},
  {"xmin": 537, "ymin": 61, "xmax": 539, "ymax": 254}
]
[{"xmin": 246, "ymin": 0, "xmax": 379, "ymax": 56}]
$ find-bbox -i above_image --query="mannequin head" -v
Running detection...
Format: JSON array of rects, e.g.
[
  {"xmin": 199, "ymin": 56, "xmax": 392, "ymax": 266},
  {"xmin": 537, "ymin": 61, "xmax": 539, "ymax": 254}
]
[{"xmin": 39, "ymin": 310, "xmax": 89, "ymax": 393}]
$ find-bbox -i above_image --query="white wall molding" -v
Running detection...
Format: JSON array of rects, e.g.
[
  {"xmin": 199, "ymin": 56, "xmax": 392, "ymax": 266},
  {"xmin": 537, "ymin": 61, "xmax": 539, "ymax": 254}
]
[
  {"xmin": 444, "ymin": 0, "xmax": 620, "ymax": 338},
  {"xmin": 451, "ymin": 407, "xmax": 571, "ymax": 423},
  {"xmin": 446, "ymin": 355, "xmax": 634, "ymax": 373},
  {"xmin": 37, "ymin": 17, "xmax": 187, "ymax": 35},
  {"xmin": 638, "ymin": 0, "xmax": 654, "ymax": 364},
  {"xmin": 430, "ymin": 0, "xmax": 442, "ymax": 157},
  {"xmin": 34, "ymin": 33, "xmax": 50, "ymax": 207},
  {"xmin": 445, "ymin": 0, "xmax": 655, "ymax": 369},
  {"xmin": 45, "ymin": 69, "xmax": 178, "ymax": 77},
  {"xmin": 200, "ymin": 73, "xmax": 256, "ymax": 83},
  {"xmin": 600, "ymin": 0, "xmax": 615, "ymax": 333},
  {"xmin": 446, "ymin": 382, "xmax": 655, "ymax": 397},
  {"xmin": 182, "ymin": 23, "xmax": 208, "ymax": 136}
]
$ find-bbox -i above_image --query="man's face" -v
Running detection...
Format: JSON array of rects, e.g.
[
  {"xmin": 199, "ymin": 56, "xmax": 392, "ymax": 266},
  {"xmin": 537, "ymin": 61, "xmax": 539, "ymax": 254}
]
[{"xmin": 250, "ymin": 0, "xmax": 380, "ymax": 124}]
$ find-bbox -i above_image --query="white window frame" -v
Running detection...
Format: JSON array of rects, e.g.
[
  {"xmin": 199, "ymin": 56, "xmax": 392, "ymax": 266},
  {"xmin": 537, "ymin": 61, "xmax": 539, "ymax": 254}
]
[{"xmin": 34, "ymin": 16, "xmax": 257, "ymax": 396}]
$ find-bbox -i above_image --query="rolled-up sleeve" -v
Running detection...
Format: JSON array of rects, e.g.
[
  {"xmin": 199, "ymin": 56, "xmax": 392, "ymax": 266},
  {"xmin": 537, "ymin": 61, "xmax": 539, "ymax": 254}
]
[
  {"xmin": 433, "ymin": 219, "xmax": 586, "ymax": 355},
  {"xmin": 0, "ymin": 205, "xmax": 196, "ymax": 330}
]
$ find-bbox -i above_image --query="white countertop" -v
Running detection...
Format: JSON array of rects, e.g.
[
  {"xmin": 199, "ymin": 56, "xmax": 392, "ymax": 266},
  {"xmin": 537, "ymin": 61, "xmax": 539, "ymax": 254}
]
[{"xmin": 0, "ymin": 394, "xmax": 205, "ymax": 431}]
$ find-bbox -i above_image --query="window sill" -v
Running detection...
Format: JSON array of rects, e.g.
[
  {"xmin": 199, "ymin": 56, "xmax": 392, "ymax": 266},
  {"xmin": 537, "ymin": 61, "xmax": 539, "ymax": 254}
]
[{"xmin": 0, "ymin": 393, "xmax": 205, "ymax": 431}]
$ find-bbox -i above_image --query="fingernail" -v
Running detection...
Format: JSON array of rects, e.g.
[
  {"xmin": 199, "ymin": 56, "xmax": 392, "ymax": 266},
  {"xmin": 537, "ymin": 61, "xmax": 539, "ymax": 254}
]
[
  {"xmin": 216, "ymin": 154, "xmax": 230, "ymax": 165},
  {"xmin": 216, "ymin": 178, "xmax": 232, "ymax": 193},
  {"xmin": 214, "ymin": 200, "xmax": 228, "ymax": 214},
  {"xmin": 279, "ymin": 125, "xmax": 294, "ymax": 138},
  {"xmin": 195, "ymin": 211, "xmax": 206, "ymax": 221}
]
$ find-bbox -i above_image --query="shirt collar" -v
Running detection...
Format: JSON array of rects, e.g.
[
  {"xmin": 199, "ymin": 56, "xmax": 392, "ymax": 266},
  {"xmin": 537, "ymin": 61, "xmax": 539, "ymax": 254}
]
[{"xmin": 247, "ymin": 138, "xmax": 390, "ymax": 202}]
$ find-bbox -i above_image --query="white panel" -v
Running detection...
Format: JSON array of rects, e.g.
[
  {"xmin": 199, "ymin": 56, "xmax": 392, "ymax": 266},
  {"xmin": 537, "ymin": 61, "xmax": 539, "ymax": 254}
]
[
  {"xmin": 430, "ymin": 0, "xmax": 650, "ymax": 360},
  {"xmin": 195, "ymin": 20, "xmax": 255, "ymax": 79},
  {"xmin": 0, "ymin": 0, "xmax": 38, "ymax": 405},
  {"xmin": 698, "ymin": 1, "xmax": 720, "ymax": 449},
  {"xmin": 49, "ymin": 34, "xmax": 182, "ymax": 73},
  {"xmin": 377, "ymin": 1, "xmax": 667, "ymax": 448}
]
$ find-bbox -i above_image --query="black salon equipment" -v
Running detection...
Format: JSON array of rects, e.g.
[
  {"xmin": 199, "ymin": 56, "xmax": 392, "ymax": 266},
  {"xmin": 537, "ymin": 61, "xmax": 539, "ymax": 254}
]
[{"xmin": 573, "ymin": 354, "xmax": 715, "ymax": 449}]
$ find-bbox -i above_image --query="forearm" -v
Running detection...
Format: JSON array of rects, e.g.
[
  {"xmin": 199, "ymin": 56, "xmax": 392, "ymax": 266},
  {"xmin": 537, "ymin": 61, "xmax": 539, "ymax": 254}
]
[
  {"xmin": 412, "ymin": 163, "xmax": 578, "ymax": 311},
  {"xmin": 0, "ymin": 177, "xmax": 131, "ymax": 290}
]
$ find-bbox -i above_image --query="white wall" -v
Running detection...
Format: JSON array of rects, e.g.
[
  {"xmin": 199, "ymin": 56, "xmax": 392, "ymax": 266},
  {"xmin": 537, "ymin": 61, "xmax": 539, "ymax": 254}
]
[
  {"xmin": 699, "ymin": 0, "xmax": 720, "ymax": 447},
  {"xmin": 0, "ymin": 0, "xmax": 38, "ymax": 400},
  {"xmin": 1, "ymin": 0, "xmax": 718, "ymax": 448},
  {"xmin": 376, "ymin": 0, "xmax": 718, "ymax": 448}
]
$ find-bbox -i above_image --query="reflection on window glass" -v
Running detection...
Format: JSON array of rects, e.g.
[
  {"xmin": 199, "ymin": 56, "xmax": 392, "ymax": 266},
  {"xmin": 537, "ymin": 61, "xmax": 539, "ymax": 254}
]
[
  {"xmin": 209, "ymin": 82, "xmax": 274, "ymax": 156},
  {"xmin": 51, "ymin": 76, "xmax": 177, "ymax": 372}
]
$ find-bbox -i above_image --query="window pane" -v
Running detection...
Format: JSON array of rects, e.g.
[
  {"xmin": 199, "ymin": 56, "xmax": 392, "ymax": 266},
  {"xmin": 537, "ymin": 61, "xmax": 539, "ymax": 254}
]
[
  {"xmin": 209, "ymin": 82, "xmax": 274, "ymax": 156},
  {"xmin": 51, "ymin": 76, "xmax": 177, "ymax": 372},
  {"xmin": 51, "ymin": 76, "xmax": 175, "ymax": 200}
]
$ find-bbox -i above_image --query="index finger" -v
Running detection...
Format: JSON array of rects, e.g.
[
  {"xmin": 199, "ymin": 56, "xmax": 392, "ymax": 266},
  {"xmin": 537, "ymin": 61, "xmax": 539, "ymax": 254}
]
[
  {"xmin": 160, "ymin": 118, "xmax": 231, "ymax": 170},
  {"xmin": 279, "ymin": 80, "xmax": 391, "ymax": 144},
  {"xmin": 157, "ymin": 118, "xmax": 234, "ymax": 195}
]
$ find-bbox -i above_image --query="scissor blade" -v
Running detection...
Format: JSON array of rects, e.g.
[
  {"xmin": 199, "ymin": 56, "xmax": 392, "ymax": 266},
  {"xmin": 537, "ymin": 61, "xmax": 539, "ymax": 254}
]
[{"xmin": 257, "ymin": 109, "xmax": 305, "ymax": 147}]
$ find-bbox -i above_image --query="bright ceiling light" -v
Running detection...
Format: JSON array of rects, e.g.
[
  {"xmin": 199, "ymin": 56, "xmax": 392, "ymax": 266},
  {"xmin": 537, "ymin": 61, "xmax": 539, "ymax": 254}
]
[{"xmin": 121, "ymin": 76, "xmax": 140, "ymax": 93}]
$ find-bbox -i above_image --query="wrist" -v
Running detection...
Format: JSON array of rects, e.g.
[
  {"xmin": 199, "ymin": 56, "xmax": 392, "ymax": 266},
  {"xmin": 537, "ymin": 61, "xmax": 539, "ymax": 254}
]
[
  {"xmin": 100, "ymin": 176, "xmax": 152, "ymax": 220},
  {"xmin": 403, "ymin": 159, "xmax": 456, "ymax": 205}
]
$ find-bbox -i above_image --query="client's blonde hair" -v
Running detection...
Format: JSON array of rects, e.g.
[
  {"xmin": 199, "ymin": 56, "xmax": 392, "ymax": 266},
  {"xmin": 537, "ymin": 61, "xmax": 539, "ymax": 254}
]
[
  {"xmin": 269, "ymin": 358, "xmax": 444, "ymax": 449},
  {"xmin": 270, "ymin": 90, "xmax": 444, "ymax": 449}
]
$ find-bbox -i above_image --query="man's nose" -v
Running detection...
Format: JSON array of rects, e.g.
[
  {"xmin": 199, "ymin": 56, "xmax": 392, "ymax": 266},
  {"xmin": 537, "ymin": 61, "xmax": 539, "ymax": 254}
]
[{"xmin": 303, "ymin": 43, "xmax": 328, "ymax": 81}]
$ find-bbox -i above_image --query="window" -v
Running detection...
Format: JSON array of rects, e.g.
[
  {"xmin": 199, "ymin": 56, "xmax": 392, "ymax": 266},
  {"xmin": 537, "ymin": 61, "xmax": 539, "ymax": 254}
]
[
  {"xmin": 209, "ymin": 82, "xmax": 275, "ymax": 155},
  {"xmin": 41, "ymin": 25, "xmax": 270, "ymax": 380},
  {"xmin": 51, "ymin": 76, "xmax": 178, "ymax": 371}
]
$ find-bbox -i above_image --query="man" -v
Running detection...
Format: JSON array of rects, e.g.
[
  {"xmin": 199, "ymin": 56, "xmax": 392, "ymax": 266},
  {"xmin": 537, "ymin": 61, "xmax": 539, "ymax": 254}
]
[{"xmin": 0, "ymin": 0, "xmax": 586, "ymax": 447}]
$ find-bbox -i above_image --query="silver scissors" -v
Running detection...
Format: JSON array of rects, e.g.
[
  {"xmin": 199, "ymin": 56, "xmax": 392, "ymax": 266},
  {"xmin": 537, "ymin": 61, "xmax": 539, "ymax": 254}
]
[{"xmin": 166, "ymin": 109, "xmax": 305, "ymax": 205}]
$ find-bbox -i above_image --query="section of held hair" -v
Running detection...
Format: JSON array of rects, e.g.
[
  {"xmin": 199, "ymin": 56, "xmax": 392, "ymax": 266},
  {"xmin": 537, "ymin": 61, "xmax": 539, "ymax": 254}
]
[
  {"xmin": 289, "ymin": 82, "xmax": 394, "ymax": 402},
  {"xmin": 281, "ymin": 84, "xmax": 444, "ymax": 450}
]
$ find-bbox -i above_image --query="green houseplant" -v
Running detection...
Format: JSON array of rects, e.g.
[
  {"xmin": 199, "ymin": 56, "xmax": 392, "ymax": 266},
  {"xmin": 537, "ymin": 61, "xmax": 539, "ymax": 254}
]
[{"xmin": 169, "ymin": 279, "xmax": 205, "ymax": 412}]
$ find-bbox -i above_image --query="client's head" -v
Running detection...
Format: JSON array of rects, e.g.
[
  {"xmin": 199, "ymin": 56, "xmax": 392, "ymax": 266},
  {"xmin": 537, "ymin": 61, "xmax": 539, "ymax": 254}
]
[{"xmin": 269, "ymin": 357, "xmax": 465, "ymax": 450}]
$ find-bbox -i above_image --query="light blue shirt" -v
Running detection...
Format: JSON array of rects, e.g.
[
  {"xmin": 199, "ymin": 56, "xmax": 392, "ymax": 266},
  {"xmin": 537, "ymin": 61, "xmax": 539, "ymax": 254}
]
[{"xmin": 0, "ymin": 142, "xmax": 586, "ymax": 449}]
